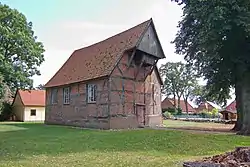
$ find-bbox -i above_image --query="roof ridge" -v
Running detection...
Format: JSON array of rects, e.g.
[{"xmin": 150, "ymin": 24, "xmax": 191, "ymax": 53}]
[
  {"xmin": 19, "ymin": 89, "xmax": 45, "ymax": 92},
  {"xmin": 44, "ymin": 19, "xmax": 153, "ymax": 88},
  {"xmin": 75, "ymin": 19, "xmax": 152, "ymax": 52}
]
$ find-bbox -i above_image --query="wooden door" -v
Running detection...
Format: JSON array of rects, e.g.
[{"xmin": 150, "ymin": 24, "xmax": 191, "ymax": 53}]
[
  {"xmin": 136, "ymin": 105, "xmax": 145, "ymax": 126},
  {"xmin": 225, "ymin": 113, "xmax": 229, "ymax": 120}
]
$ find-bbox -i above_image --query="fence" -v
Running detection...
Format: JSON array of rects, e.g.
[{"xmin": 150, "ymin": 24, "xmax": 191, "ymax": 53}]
[{"xmin": 172, "ymin": 114, "xmax": 223, "ymax": 123}]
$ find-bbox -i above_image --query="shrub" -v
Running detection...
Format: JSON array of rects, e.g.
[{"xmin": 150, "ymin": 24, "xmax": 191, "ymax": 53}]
[
  {"xmin": 162, "ymin": 107, "xmax": 176, "ymax": 114},
  {"xmin": 176, "ymin": 108, "xmax": 182, "ymax": 115},
  {"xmin": 206, "ymin": 112, "xmax": 213, "ymax": 118},
  {"xmin": 198, "ymin": 110, "xmax": 210, "ymax": 118},
  {"xmin": 0, "ymin": 102, "xmax": 13, "ymax": 121},
  {"xmin": 163, "ymin": 111, "xmax": 173, "ymax": 119},
  {"xmin": 198, "ymin": 109, "xmax": 222, "ymax": 118}
]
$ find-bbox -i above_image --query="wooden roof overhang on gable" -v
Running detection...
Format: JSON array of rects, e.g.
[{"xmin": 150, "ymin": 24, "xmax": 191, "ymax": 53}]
[{"xmin": 126, "ymin": 22, "xmax": 165, "ymax": 81}]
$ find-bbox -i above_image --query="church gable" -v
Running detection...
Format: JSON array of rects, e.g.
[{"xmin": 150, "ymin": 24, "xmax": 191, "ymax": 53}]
[{"xmin": 137, "ymin": 23, "xmax": 165, "ymax": 59}]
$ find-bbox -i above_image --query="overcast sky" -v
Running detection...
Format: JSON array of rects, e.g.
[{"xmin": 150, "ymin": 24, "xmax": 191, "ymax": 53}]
[
  {"xmin": 2, "ymin": 0, "xmax": 184, "ymax": 86},
  {"xmin": 2, "ymin": 0, "xmax": 235, "ymax": 105}
]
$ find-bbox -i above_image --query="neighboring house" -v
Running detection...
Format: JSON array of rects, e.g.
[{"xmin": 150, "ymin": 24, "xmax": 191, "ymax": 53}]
[
  {"xmin": 161, "ymin": 98, "xmax": 196, "ymax": 113},
  {"xmin": 44, "ymin": 19, "xmax": 165, "ymax": 129},
  {"xmin": 220, "ymin": 100, "xmax": 237, "ymax": 120},
  {"xmin": 225, "ymin": 100, "xmax": 236, "ymax": 111},
  {"xmin": 196, "ymin": 101, "xmax": 221, "ymax": 112},
  {"xmin": 12, "ymin": 90, "xmax": 45, "ymax": 122}
]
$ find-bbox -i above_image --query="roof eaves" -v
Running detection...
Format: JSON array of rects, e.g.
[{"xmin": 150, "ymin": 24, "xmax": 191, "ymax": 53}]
[
  {"xmin": 154, "ymin": 66, "xmax": 163, "ymax": 85},
  {"xmin": 44, "ymin": 50, "xmax": 77, "ymax": 88},
  {"xmin": 44, "ymin": 75, "xmax": 109, "ymax": 88},
  {"xmin": 26, "ymin": 104, "xmax": 45, "ymax": 107},
  {"xmin": 11, "ymin": 90, "xmax": 24, "ymax": 106}
]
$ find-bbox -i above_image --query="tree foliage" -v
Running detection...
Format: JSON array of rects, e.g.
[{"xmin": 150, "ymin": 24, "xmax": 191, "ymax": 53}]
[
  {"xmin": 189, "ymin": 84, "xmax": 226, "ymax": 106},
  {"xmin": 0, "ymin": 3, "xmax": 45, "ymax": 97},
  {"xmin": 172, "ymin": 0, "xmax": 250, "ymax": 105},
  {"xmin": 35, "ymin": 84, "xmax": 45, "ymax": 90},
  {"xmin": 159, "ymin": 62, "xmax": 198, "ymax": 112},
  {"xmin": 159, "ymin": 62, "xmax": 185, "ymax": 109},
  {"xmin": 181, "ymin": 65, "xmax": 199, "ymax": 113},
  {"xmin": 0, "ymin": 75, "xmax": 4, "ymax": 99},
  {"xmin": 172, "ymin": 0, "xmax": 250, "ymax": 134}
]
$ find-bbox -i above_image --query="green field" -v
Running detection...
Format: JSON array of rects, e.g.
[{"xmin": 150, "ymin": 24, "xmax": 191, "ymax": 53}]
[{"xmin": 0, "ymin": 122, "xmax": 249, "ymax": 167}]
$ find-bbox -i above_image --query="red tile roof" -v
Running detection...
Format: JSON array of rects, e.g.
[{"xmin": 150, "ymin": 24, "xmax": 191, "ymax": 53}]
[
  {"xmin": 45, "ymin": 19, "xmax": 152, "ymax": 88},
  {"xmin": 225, "ymin": 100, "xmax": 236, "ymax": 111},
  {"xmin": 162, "ymin": 98, "xmax": 196, "ymax": 113},
  {"xmin": 18, "ymin": 90, "xmax": 45, "ymax": 106},
  {"xmin": 196, "ymin": 101, "xmax": 221, "ymax": 112}
]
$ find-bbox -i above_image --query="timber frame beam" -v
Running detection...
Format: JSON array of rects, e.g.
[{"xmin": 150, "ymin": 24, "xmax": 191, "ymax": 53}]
[
  {"xmin": 135, "ymin": 59, "xmax": 145, "ymax": 79},
  {"xmin": 127, "ymin": 48, "xmax": 136, "ymax": 68}
]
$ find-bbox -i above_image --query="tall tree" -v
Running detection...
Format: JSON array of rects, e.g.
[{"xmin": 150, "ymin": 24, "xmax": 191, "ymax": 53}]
[
  {"xmin": 160, "ymin": 62, "xmax": 198, "ymax": 112},
  {"xmin": 160, "ymin": 62, "xmax": 177, "ymax": 109},
  {"xmin": 174, "ymin": 63, "xmax": 185, "ymax": 109},
  {"xmin": 189, "ymin": 84, "xmax": 204, "ymax": 105},
  {"xmin": 181, "ymin": 64, "xmax": 198, "ymax": 113},
  {"xmin": 0, "ymin": 3, "xmax": 45, "ymax": 97},
  {"xmin": 159, "ymin": 62, "xmax": 186, "ymax": 110},
  {"xmin": 172, "ymin": 0, "xmax": 250, "ymax": 135}
]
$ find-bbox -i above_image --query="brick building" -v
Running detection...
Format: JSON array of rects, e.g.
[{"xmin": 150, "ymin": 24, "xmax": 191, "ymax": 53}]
[{"xmin": 44, "ymin": 19, "xmax": 165, "ymax": 129}]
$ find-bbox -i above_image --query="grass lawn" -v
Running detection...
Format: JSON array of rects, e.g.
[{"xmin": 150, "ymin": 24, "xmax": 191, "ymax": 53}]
[
  {"xmin": 164, "ymin": 119, "xmax": 234, "ymax": 132},
  {"xmin": 0, "ymin": 122, "xmax": 249, "ymax": 167}
]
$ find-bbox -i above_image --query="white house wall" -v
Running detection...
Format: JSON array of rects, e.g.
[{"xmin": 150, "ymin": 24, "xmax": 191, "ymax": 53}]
[
  {"xmin": 12, "ymin": 92, "xmax": 25, "ymax": 121},
  {"xmin": 24, "ymin": 106, "xmax": 45, "ymax": 122}
]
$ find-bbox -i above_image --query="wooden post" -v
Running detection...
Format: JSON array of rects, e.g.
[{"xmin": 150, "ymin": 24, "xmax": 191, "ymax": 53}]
[
  {"xmin": 108, "ymin": 77, "xmax": 111, "ymax": 127},
  {"xmin": 122, "ymin": 78, "xmax": 125, "ymax": 114},
  {"xmin": 143, "ymin": 66, "xmax": 146, "ymax": 125},
  {"xmin": 135, "ymin": 59, "xmax": 144, "ymax": 79}
]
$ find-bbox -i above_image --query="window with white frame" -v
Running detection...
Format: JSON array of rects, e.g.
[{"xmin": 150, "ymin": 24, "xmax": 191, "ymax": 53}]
[
  {"xmin": 87, "ymin": 84, "xmax": 97, "ymax": 103},
  {"xmin": 63, "ymin": 87, "xmax": 70, "ymax": 104},
  {"xmin": 51, "ymin": 88, "xmax": 58, "ymax": 104}
]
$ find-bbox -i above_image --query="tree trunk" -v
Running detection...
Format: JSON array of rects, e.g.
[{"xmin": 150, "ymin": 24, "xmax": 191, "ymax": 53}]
[
  {"xmin": 184, "ymin": 98, "xmax": 188, "ymax": 114},
  {"xmin": 237, "ymin": 72, "xmax": 250, "ymax": 135},
  {"xmin": 232, "ymin": 81, "xmax": 243, "ymax": 131},
  {"xmin": 177, "ymin": 96, "xmax": 181, "ymax": 111},
  {"xmin": 173, "ymin": 93, "xmax": 177, "ymax": 110}
]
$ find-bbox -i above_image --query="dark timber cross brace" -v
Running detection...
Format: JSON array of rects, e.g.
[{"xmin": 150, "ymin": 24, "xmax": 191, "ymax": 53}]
[{"xmin": 127, "ymin": 48, "xmax": 136, "ymax": 68}]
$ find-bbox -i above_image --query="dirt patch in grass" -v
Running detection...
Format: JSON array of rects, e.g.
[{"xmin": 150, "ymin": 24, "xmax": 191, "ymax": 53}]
[
  {"xmin": 184, "ymin": 147, "xmax": 250, "ymax": 167},
  {"xmin": 164, "ymin": 120, "xmax": 234, "ymax": 133}
]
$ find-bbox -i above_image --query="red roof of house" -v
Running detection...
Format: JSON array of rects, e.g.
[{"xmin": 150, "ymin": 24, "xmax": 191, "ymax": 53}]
[
  {"xmin": 18, "ymin": 90, "xmax": 45, "ymax": 106},
  {"xmin": 196, "ymin": 101, "xmax": 221, "ymax": 112},
  {"xmin": 162, "ymin": 98, "xmax": 196, "ymax": 112},
  {"xmin": 45, "ymin": 19, "xmax": 153, "ymax": 88},
  {"xmin": 225, "ymin": 100, "xmax": 236, "ymax": 111}
]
